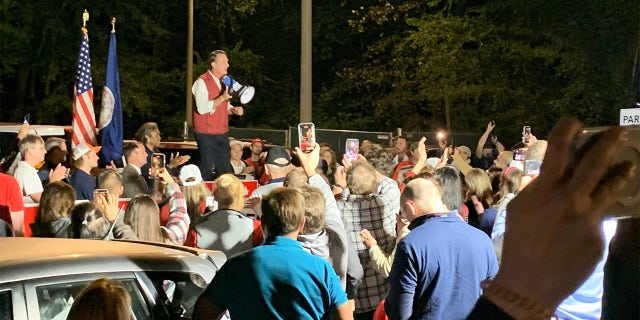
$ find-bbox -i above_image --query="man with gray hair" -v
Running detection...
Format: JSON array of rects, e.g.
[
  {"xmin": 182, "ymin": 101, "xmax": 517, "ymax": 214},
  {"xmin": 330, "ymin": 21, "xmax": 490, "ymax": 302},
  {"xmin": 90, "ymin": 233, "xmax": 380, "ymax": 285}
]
[
  {"xmin": 386, "ymin": 177, "xmax": 498, "ymax": 320},
  {"xmin": 44, "ymin": 137, "xmax": 67, "ymax": 154},
  {"xmin": 335, "ymin": 161, "xmax": 399, "ymax": 319},
  {"xmin": 13, "ymin": 134, "xmax": 67, "ymax": 203}
]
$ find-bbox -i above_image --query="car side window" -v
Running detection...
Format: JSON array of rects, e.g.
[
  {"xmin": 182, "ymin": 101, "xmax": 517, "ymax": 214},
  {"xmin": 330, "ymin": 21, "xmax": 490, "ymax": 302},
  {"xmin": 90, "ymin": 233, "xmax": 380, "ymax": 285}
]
[
  {"xmin": 35, "ymin": 278, "xmax": 150, "ymax": 320},
  {"xmin": 0, "ymin": 290, "xmax": 12, "ymax": 320}
]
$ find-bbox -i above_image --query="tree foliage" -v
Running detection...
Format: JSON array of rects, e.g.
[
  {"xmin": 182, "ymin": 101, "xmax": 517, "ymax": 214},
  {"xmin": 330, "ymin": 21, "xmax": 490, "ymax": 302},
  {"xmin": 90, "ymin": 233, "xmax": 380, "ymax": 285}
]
[
  {"xmin": 0, "ymin": 0, "xmax": 637, "ymax": 145},
  {"xmin": 315, "ymin": 0, "xmax": 638, "ymax": 145}
]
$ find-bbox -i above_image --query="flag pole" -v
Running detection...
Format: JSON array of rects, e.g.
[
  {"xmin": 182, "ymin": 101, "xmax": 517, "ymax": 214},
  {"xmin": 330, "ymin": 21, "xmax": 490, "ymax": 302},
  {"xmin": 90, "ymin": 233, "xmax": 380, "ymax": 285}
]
[
  {"xmin": 82, "ymin": 9, "xmax": 89, "ymax": 27},
  {"xmin": 99, "ymin": 15, "xmax": 124, "ymax": 166},
  {"xmin": 82, "ymin": 9, "xmax": 89, "ymax": 35},
  {"xmin": 72, "ymin": 9, "xmax": 97, "ymax": 148},
  {"xmin": 185, "ymin": 0, "xmax": 194, "ymax": 134}
]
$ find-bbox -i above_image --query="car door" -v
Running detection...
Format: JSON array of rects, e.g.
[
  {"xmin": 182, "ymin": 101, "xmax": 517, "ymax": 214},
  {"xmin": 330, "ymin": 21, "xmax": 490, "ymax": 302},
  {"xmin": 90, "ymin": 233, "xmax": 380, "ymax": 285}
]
[{"xmin": 0, "ymin": 282, "xmax": 27, "ymax": 320}]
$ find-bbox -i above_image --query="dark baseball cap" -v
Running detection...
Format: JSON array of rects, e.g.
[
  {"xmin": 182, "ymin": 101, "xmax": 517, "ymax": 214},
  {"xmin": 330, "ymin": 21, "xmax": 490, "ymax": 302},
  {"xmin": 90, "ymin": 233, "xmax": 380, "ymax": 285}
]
[{"xmin": 265, "ymin": 146, "xmax": 291, "ymax": 167}]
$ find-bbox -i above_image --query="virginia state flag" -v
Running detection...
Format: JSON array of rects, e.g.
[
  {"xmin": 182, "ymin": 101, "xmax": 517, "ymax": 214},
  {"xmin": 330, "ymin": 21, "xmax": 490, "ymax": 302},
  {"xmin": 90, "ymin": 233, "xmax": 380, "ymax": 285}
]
[{"xmin": 98, "ymin": 28, "xmax": 123, "ymax": 167}]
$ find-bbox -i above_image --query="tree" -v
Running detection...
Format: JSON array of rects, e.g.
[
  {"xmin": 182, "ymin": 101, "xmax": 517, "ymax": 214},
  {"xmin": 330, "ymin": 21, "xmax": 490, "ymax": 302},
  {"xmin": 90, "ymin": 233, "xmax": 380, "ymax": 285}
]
[
  {"xmin": 1, "ymin": 0, "xmax": 637, "ymax": 146},
  {"xmin": 313, "ymin": 0, "xmax": 639, "ymax": 146}
]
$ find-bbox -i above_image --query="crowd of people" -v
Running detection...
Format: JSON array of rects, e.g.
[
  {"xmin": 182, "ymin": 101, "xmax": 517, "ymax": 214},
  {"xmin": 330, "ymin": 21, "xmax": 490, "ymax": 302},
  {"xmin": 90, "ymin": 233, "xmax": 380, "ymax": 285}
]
[
  {"xmin": 0, "ymin": 48, "xmax": 636, "ymax": 319},
  {"xmin": 0, "ymin": 116, "xmax": 637, "ymax": 319}
]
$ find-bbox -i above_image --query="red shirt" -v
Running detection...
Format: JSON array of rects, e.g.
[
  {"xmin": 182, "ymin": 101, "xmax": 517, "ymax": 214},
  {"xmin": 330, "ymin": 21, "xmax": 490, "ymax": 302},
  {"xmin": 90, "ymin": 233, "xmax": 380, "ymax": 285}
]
[
  {"xmin": 245, "ymin": 157, "xmax": 269, "ymax": 185},
  {"xmin": 244, "ymin": 157, "xmax": 262, "ymax": 174},
  {"xmin": 0, "ymin": 173, "xmax": 25, "ymax": 224},
  {"xmin": 391, "ymin": 159, "xmax": 413, "ymax": 181}
]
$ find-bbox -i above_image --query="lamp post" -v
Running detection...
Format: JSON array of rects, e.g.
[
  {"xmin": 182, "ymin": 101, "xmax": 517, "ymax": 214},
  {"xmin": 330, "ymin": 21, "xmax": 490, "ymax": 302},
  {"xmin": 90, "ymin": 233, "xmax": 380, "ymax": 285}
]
[
  {"xmin": 300, "ymin": 0, "xmax": 312, "ymax": 123},
  {"xmin": 185, "ymin": 0, "xmax": 194, "ymax": 130}
]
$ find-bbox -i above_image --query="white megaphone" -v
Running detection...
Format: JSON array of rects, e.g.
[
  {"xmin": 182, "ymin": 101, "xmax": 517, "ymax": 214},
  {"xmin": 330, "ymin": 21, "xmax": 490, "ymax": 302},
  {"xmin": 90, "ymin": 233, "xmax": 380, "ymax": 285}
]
[{"xmin": 222, "ymin": 75, "xmax": 255, "ymax": 104}]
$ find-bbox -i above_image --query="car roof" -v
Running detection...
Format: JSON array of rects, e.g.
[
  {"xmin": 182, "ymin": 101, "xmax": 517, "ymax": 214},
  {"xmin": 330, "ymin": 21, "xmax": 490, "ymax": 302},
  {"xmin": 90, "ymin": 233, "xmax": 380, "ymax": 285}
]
[
  {"xmin": 0, "ymin": 238, "xmax": 225, "ymax": 283},
  {"xmin": 0, "ymin": 123, "xmax": 70, "ymax": 136}
]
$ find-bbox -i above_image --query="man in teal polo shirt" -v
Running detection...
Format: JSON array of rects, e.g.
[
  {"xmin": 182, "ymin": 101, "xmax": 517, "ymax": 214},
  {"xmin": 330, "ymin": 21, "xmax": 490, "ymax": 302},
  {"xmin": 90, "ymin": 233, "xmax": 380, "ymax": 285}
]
[{"xmin": 193, "ymin": 187, "xmax": 353, "ymax": 320}]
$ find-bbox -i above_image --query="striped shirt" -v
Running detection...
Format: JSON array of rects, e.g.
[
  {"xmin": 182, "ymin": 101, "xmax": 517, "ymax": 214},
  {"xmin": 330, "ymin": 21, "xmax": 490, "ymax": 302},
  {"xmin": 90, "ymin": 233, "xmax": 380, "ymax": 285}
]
[{"xmin": 161, "ymin": 182, "xmax": 190, "ymax": 245}]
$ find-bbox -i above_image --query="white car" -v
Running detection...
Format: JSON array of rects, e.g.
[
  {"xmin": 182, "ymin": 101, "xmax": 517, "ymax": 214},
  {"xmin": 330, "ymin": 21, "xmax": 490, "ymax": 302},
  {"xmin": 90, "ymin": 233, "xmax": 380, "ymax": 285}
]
[
  {"xmin": 0, "ymin": 238, "xmax": 225, "ymax": 319},
  {"xmin": 0, "ymin": 123, "xmax": 70, "ymax": 173}
]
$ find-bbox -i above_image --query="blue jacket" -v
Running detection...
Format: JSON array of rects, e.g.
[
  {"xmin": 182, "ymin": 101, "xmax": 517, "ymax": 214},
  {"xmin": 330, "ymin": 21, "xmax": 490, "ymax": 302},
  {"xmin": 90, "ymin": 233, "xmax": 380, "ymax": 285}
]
[
  {"xmin": 386, "ymin": 213, "xmax": 498, "ymax": 320},
  {"xmin": 68, "ymin": 169, "xmax": 96, "ymax": 201}
]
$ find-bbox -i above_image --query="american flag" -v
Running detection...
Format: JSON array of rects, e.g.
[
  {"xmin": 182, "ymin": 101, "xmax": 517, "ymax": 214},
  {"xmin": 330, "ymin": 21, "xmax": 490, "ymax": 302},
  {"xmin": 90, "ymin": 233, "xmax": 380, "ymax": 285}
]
[{"xmin": 71, "ymin": 27, "xmax": 97, "ymax": 148}]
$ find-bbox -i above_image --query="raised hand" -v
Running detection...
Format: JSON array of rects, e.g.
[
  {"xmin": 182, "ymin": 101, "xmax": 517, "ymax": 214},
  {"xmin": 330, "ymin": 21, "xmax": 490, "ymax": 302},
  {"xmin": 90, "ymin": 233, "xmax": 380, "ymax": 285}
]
[
  {"xmin": 294, "ymin": 143, "xmax": 320, "ymax": 177},
  {"xmin": 168, "ymin": 152, "xmax": 190, "ymax": 168},
  {"xmin": 359, "ymin": 229, "xmax": 378, "ymax": 248},
  {"xmin": 49, "ymin": 164, "xmax": 68, "ymax": 182},
  {"xmin": 486, "ymin": 120, "xmax": 495, "ymax": 132},
  {"xmin": 484, "ymin": 118, "xmax": 635, "ymax": 318},
  {"xmin": 470, "ymin": 195, "xmax": 485, "ymax": 214}
]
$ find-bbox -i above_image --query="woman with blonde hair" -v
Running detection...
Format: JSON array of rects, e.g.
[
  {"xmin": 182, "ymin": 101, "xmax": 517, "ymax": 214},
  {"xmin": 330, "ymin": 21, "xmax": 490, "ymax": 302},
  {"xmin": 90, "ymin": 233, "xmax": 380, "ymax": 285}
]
[
  {"xmin": 491, "ymin": 167, "xmax": 525, "ymax": 244},
  {"xmin": 66, "ymin": 278, "xmax": 132, "ymax": 320},
  {"xmin": 178, "ymin": 164, "xmax": 214, "ymax": 222},
  {"xmin": 184, "ymin": 174, "xmax": 263, "ymax": 255},
  {"xmin": 497, "ymin": 167, "xmax": 525, "ymax": 205},
  {"xmin": 31, "ymin": 181, "xmax": 76, "ymax": 238},
  {"xmin": 124, "ymin": 168, "xmax": 189, "ymax": 245},
  {"xmin": 464, "ymin": 168, "xmax": 497, "ymax": 234}
]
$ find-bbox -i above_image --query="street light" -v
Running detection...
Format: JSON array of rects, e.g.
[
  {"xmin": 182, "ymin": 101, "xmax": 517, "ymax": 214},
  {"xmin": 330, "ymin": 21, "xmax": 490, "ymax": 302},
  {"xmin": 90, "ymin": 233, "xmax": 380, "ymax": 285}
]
[{"xmin": 185, "ymin": 0, "xmax": 194, "ymax": 129}]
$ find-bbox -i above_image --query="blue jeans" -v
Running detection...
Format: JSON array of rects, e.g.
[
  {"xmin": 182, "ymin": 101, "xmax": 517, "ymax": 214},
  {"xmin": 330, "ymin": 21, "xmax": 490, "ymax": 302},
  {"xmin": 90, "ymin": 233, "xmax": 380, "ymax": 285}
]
[{"xmin": 196, "ymin": 132, "xmax": 233, "ymax": 181}]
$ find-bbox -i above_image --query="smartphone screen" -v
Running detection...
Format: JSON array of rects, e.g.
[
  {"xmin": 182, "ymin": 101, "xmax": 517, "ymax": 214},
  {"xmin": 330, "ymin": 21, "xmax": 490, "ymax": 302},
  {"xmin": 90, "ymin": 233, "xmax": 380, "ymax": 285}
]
[
  {"xmin": 298, "ymin": 123, "xmax": 316, "ymax": 152},
  {"xmin": 523, "ymin": 126, "xmax": 532, "ymax": 144},
  {"xmin": 93, "ymin": 188, "xmax": 109, "ymax": 204},
  {"xmin": 513, "ymin": 148, "xmax": 526, "ymax": 161},
  {"xmin": 152, "ymin": 153, "xmax": 166, "ymax": 170},
  {"xmin": 345, "ymin": 138, "xmax": 359, "ymax": 162},
  {"xmin": 524, "ymin": 160, "xmax": 542, "ymax": 176}
]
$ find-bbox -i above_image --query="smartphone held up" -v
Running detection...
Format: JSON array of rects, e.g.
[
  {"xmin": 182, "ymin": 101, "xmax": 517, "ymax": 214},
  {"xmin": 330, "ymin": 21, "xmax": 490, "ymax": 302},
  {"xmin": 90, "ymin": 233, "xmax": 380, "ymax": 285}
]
[
  {"xmin": 298, "ymin": 123, "xmax": 316, "ymax": 153},
  {"xmin": 345, "ymin": 139, "xmax": 359, "ymax": 162},
  {"xmin": 93, "ymin": 188, "xmax": 109, "ymax": 204},
  {"xmin": 522, "ymin": 126, "xmax": 532, "ymax": 144},
  {"xmin": 152, "ymin": 153, "xmax": 166, "ymax": 177}
]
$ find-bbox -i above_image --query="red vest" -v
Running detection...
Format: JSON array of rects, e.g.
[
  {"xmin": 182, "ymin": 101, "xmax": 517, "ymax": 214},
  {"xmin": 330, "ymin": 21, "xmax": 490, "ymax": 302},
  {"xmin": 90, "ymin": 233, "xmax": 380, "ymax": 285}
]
[{"xmin": 193, "ymin": 71, "xmax": 229, "ymax": 135}]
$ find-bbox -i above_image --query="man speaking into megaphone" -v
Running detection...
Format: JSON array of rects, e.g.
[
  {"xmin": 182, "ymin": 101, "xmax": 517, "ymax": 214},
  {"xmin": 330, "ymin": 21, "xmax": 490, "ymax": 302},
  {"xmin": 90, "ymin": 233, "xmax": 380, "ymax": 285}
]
[{"xmin": 192, "ymin": 49, "xmax": 246, "ymax": 180}]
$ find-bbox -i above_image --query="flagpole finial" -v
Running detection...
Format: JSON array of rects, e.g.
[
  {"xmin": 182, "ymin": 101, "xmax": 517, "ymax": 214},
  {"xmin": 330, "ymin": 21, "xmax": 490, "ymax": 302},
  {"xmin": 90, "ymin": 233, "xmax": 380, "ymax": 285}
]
[
  {"xmin": 82, "ymin": 9, "xmax": 89, "ymax": 27},
  {"xmin": 111, "ymin": 17, "xmax": 116, "ymax": 33}
]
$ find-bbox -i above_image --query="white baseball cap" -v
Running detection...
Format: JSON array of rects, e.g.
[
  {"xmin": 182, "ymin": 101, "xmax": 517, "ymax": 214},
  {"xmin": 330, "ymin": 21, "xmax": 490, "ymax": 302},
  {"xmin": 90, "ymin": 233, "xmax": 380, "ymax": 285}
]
[
  {"xmin": 72, "ymin": 142, "xmax": 101, "ymax": 161},
  {"xmin": 179, "ymin": 164, "xmax": 203, "ymax": 186},
  {"xmin": 230, "ymin": 140, "xmax": 245, "ymax": 148}
]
